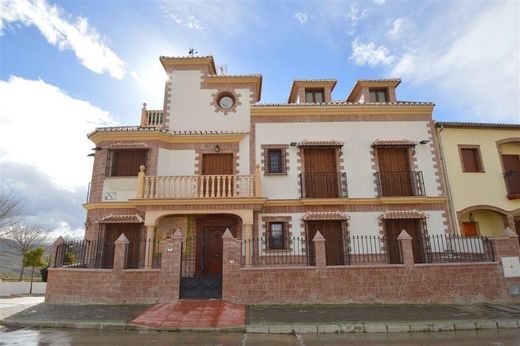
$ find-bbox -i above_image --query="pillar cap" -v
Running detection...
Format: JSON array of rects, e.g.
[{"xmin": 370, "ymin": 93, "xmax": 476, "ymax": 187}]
[
  {"xmin": 312, "ymin": 231, "xmax": 325, "ymax": 242},
  {"xmin": 115, "ymin": 233, "xmax": 130, "ymax": 244},
  {"xmin": 397, "ymin": 230, "xmax": 412, "ymax": 240},
  {"xmin": 53, "ymin": 236, "xmax": 65, "ymax": 245},
  {"xmin": 222, "ymin": 228, "xmax": 234, "ymax": 239},
  {"xmin": 503, "ymin": 227, "xmax": 518, "ymax": 238},
  {"xmin": 172, "ymin": 229, "xmax": 183, "ymax": 240}
]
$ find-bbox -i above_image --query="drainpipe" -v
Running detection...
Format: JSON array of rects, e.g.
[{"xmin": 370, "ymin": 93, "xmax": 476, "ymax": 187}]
[{"xmin": 437, "ymin": 122, "xmax": 459, "ymax": 234}]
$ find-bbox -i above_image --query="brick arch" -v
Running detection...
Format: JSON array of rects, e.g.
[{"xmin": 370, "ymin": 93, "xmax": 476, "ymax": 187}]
[
  {"xmin": 456, "ymin": 205, "xmax": 509, "ymax": 219},
  {"xmin": 496, "ymin": 137, "xmax": 520, "ymax": 146}
]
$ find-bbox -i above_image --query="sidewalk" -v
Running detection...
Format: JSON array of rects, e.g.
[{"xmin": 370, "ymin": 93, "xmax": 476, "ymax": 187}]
[{"xmin": 2, "ymin": 298, "xmax": 520, "ymax": 333}]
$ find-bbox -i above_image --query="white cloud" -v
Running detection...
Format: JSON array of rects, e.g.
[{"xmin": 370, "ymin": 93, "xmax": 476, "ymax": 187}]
[
  {"xmin": 390, "ymin": 1, "xmax": 519, "ymax": 122},
  {"xmin": 346, "ymin": 3, "xmax": 368, "ymax": 26},
  {"xmin": 165, "ymin": 11, "xmax": 202, "ymax": 30},
  {"xmin": 294, "ymin": 10, "xmax": 310, "ymax": 25},
  {"xmin": 0, "ymin": 76, "xmax": 117, "ymax": 189},
  {"xmin": 388, "ymin": 18, "xmax": 413, "ymax": 40},
  {"xmin": 350, "ymin": 37, "xmax": 395, "ymax": 67},
  {"xmin": 0, "ymin": 0, "xmax": 125, "ymax": 79},
  {"xmin": 374, "ymin": 0, "xmax": 386, "ymax": 5}
]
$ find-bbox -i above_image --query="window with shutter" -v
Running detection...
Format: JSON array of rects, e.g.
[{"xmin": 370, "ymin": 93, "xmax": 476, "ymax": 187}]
[
  {"xmin": 459, "ymin": 147, "xmax": 483, "ymax": 172},
  {"xmin": 106, "ymin": 149, "xmax": 147, "ymax": 177}
]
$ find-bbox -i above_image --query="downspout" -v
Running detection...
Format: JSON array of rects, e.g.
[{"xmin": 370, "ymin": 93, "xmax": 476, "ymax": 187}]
[{"xmin": 437, "ymin": 122, "xmax": 459, "ymax": 234}]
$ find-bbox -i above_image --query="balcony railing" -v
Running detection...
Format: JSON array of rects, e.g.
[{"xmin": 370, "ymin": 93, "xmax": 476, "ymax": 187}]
[
  {"xmin": 299, "ymin": 172, "xmax": 348, "ymax": 198},
  {"xmin": 143, "ymin": 175, "xmax": 256, "ymax": 199},
  {"xmin": 140, "ymin": 103, "xmax": 163, "ymax": 127},
  {"xmin": 504, "ymin": 171, "xmax": 520, "ymax": 198},
  {"xmin": 375, "ymin": 171, "xmax": 425, "ymax": 197}
]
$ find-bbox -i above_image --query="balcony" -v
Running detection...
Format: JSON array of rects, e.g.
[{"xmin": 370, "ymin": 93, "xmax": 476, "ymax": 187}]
[
  {"xmin": 138, "ymin": 174, "xmax": 259, "ymax": 199},
  {"xmin": 140, "ymin": 103, "xmax": 164, "ymax": 127},
  {"xmin": 299, "ymin": 172, "xmax": 348, "ymax": 198},
  {"xmin": 375, "ymin": 171, "xmax": 425, "ymax": 197},
  {"xmin": 504, "ymin": 171, "xmax": 520, "ymax": 199}
]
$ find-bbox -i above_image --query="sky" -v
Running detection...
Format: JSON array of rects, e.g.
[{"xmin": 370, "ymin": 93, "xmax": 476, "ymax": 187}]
[{"xmin": 0, "ymin": 0, "xmax": 518, "ymax": 239}]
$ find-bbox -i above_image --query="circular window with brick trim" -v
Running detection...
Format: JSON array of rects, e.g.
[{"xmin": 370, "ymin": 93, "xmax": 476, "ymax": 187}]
[
  {"xmin": 217, "ymin": 92, "xmax": 235, "ymax": 110},
  {"xmin": 211, "ymin": 89, "xmax": 241, "ymax": 115}
]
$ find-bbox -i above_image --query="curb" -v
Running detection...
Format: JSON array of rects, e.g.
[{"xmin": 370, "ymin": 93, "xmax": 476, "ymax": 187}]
[
  {"xmin": 2, "ymin": 318, "xmax": 520, "ymax": 334},
  {"xmin": 246, "ymin": 319, "xmax": 520, "ymax": 334}
]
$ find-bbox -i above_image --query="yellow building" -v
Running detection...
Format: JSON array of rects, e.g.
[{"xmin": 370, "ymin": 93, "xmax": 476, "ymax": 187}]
[{"xmin": 436, "ymin": 122, "xmax": 520, "ymax": 237}]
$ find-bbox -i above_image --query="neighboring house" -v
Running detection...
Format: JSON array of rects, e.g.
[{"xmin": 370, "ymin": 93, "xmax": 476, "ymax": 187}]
[
  {"xmin": 80, "ymin": 55, "xmax": 451, "ymax": 299},
  {"xmin": 436, "ymin": 122, "xmax": 520, "ymax": 237}
]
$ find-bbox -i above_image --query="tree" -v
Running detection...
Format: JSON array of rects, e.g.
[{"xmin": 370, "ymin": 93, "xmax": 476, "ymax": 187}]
[
  {"xmin": 0, "ymin": 189, "xmax": 22, "ymax": 236},
  {"xmin": 23, "ymin": 247, "xmax": 45, "ymax": 294},
  {"xmin": 1, "ymin": 224, "xmax": 48, "ymax": 280}
]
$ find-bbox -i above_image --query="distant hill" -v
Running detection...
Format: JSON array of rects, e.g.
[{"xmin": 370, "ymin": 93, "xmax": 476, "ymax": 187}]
[{"xmin": 0, "ymin": 239, "xmax": 51, "ymax": 281}]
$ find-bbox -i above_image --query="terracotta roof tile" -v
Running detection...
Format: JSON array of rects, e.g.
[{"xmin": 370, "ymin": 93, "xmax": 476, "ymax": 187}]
[
  {"xmin": 103, "ymin": 143, "xmax": 150, "ymax": 149},
  {"xmin": 372, "ymin": 139, "xmax": 417, "ymax": 147},
  {"xmin": 380, "ymin": 210, "xmax": 429, "ymax": 220},
  {"xmin": 88, "ymin": 127, "xmax": 249, "ymax": 138},
  {"xmin": 97, "ymin": 215, "xmax": 144, "ymax": 224},
  {"xmin": 302, "ymin": 212, "xmax": 350, "ymax": 221},
  {"xmin": 253, "ymin": 101, "xmax": 434, "ymax": 107},
  {"xmin": 435, "ymin": 121, "xmax": 520, "ymax": 129},
  {"xmin": 298, "ymin": 140, "xmax": 344, "ymax": 147}
]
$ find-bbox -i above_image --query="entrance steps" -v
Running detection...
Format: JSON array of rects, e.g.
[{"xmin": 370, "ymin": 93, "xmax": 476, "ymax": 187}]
[{"xmin": 130, "ymin": 300, "xmax": 246, "ymax": 330}]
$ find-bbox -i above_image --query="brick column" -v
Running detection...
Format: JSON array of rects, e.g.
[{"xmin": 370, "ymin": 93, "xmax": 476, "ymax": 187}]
[
  {"xmin": 313, "ymin": 231, "xmax": 326, "ymax": 267},
  {"xmin": 49, "ymin": 236, "xmax": 65, "ymax": 268},
  {"xmin": 144, "ymin": 225, "xmax": 155, "ymax": 269},
  {"xmin": 157, "ymin": 230, "xmax": 182, "ymax": 302},
  {"xmin": 492, "ymin": 227, "xmax": 520, "ymax": 262},
  {"xmin": 397, "ymin": 230, "xmax": 414, "ymax": 266},
  {"xmin": 113, "ymin": 234, "xmax": 129, "ymax": 271},
  {"xmin": 222, "ymin": 228, "xmax": 241, "ymax": 302}
]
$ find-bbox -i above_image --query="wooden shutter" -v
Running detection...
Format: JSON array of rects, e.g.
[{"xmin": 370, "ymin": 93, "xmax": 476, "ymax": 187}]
[
  {"xmin": 111, "ymin": 150, "xmax": 147, "ymax": 176},
  {"xmin": 460, "ymin": 148, "xmax": 481, "ymax": 172},
  {"xmin": 303, "ymin": 149, "xmax": 338, "ymax": 198},
  {"xmin": 307, "ymin": 221, "xmax": 345, "ymax": 265},
  {"xmin": 377, "ymin": 148, "xmax": 412, "ymax": 196}
]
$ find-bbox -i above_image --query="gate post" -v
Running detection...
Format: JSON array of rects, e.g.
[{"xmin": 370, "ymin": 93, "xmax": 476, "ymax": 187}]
[
  {"xmin": 222, "ymin": 229, "xmax": 241, "ymax": 302},
  {"xmin": 50, "ymin": 236, "xmax": 65, "ymax": 268},
  {"xmin": 313, "ymin": 231, "xmax": 326, "ymax": 268},
  {"xmin": 113, "ymin": 234, "xmax": 129, "ymax": 271},
  {"xmin": 158, "ymin": 230, "xmax": 182, "ymax": 302},
  {"xmin": 397, "ymin": 230, "xmax": 414, "ymax": 266}
]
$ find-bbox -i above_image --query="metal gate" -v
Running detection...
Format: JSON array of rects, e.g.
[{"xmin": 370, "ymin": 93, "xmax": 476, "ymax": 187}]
[{"xmin": 179, "ymin": 234, "xmax": 222, "ymax": 299}]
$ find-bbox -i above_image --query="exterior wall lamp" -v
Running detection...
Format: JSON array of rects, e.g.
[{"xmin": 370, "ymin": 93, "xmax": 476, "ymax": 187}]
[
  {"xmin": 419, "ymin": 140, "xmax": 430, "ymax": 144},
  {"xmin": 469, "ymin": 212, "xmax": 475, "ymax": 222},
  {"xmin": 215, "ymin": 144, "xmax": 220, "ymax": 152},
  {"xmin": 290, "ymin": 142, "xmax": 298, "ymax": 147}
]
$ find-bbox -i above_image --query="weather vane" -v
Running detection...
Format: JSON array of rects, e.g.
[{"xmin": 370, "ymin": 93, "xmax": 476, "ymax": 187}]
[{"xmin": 188, "ymin": 48, "xmax": 198, "ymax": 57}]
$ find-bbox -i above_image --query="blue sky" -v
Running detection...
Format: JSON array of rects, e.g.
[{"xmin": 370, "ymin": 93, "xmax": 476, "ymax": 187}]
[{"xmin": 0, "ymin": 0, "xmax": 518, "ymax": 237}]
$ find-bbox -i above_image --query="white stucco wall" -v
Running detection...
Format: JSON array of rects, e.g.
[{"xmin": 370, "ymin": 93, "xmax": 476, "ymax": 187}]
[
  {"xmin": 168, "ymin": 70, "xmax": 251, "ymax": 132},
  {"xmin": 102, "ymin": 178, "xmax": 137, "ymax": 201},
  {"xmin": 157, "ymin": 148, "xmax": 196, "ymax": 176},
  {"xmin": 425, "ymin": 211, "xmax": 447, "ymax": 235},
  {"xmin": 347, "ymin": 213, "xmax": 381, "ymax": 236},
  {"xmin": 256, "ymin": 121, "xmax": 440, "ymax": 199}
]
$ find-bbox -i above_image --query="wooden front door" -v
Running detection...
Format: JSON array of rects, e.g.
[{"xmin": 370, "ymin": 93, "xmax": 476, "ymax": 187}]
[
  {"xmin": 377, "ymin": 148, "xmax": 413, "ymax": 196},
  {"xmin": 303, "ymin": 149, "xmax": 338, "ymax": 198},
  {"xmin": 384, "ymin": 219, "xmax": 424, "ymax": 264},
  {"xmin": 203, "ymin": 227, "xmax": 225, "ymax": 276},
  {"xmin": 102, "ymin": 223, "xmax": 142, "ymax": 268},
  {"xmin": 502, "ymin": 155, "xmax": 520, "ymax": 195},
  {"xmin": 462, "ymin": 222, "xmax": 478, "ymax": 236},
  {"xmin": 307, "ymin": 221, "xmax": 345, "ymax": 265},
  {"xmin": 202, "ymin": 153, "xmax": 234, "ymax": 197}
]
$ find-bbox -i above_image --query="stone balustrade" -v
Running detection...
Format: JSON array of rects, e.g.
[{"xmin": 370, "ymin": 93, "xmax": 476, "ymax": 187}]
[{"xmin": 140, "ymin": 103, "xmax": 163, "ymax": 127}]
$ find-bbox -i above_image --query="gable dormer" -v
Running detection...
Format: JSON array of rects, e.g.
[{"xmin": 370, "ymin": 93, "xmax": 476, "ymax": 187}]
[
  {"xmin": 288, "ymin": 80, "xmax": 336, "ymax": 104},
  {"xmin": 346, "ymin": 79, "xmax": 401, "ymax": 103}
]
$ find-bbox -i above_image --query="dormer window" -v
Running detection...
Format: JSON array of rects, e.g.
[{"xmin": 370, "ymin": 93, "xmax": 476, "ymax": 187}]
[
  {"xmin": 305, "ymin": 88, "xmax": 325, "ymax": 103},
  {"xmin": 369, "ymin": 88, "xmax": 388, "ymax": 102}
]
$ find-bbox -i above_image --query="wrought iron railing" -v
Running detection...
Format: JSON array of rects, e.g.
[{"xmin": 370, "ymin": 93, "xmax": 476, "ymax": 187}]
[
  {"xmin": 54, "ymin": 239, "xmax": 161, "ymax": 269},
  {"xmin": 54, "ymin": 239, "xmax": 114, "ymax": 269},
  {"xmin": 504, "ymin": 171, "xmax": 520, "ymax": 197},
  {"xmin": 241, "ymin": 236, "xmax": 309, "ymax": 266},
  {"xmin": 375, "ymin": 171, "xmax": 425, "ymax": 197},
  {"xmin": 299, "ymin": 172, "xmax": 348, "ymax": 198},
  {"xmin": 346, "ymin": 235, "xmax": 396, "ymax": 265},
  {"xmin": 422, "ymin": 234, "xmax": 494, "ymax": 263}
]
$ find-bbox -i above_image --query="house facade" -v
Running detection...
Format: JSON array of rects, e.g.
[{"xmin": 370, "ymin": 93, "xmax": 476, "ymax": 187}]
[
  {"xmin": 46, "ymin": 56, "xmax": 520, "ymax": 305},
  {"xmin": 436, "ymin": 122, "xmax": 520, "ymax": 237}
]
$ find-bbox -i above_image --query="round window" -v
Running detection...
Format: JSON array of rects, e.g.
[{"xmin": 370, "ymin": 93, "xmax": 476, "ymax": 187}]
[{"xmin": 217, "ymin": 93, "xmax": 235, "ymax": 110}]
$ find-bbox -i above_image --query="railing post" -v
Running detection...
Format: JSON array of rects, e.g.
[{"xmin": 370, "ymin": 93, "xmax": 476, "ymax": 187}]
[
  {"xmin": 255, "ymin": 164, "xmax": 262, "ymax": 197},
  {"xmin": 313, "ymin": 231, "xmax": 326, "ymax": 267},
  {"xmin": 140, "ymin": 102, "xmax": 148, "ymax": 126},
  {"xmin": 144, "ymin": 226, "xmax": 155, "ymax": 269},
  {"xmin": 397, "ymin": 230, "xmax": 414, "ymax": 265},
  {"xmin": 243, "ymin": 224, "xmax": 253, "ymax": 266},
  {"xmin": 113, "ymin": 234, "xmax": 129, "ymax": 271},
  {"xmin": 136, "ymin": 165, "xmax": 146, "ymax": 199},
  {"xmin": 50, "ymin": 236, "xmax": 65, "ymax": 268}
]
